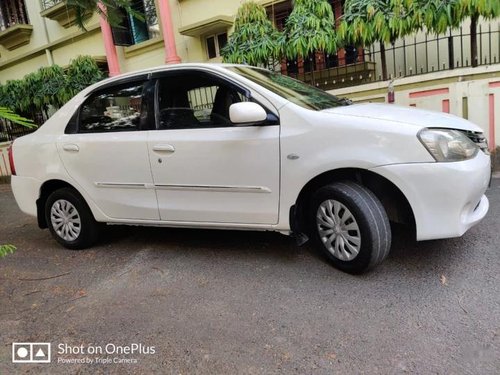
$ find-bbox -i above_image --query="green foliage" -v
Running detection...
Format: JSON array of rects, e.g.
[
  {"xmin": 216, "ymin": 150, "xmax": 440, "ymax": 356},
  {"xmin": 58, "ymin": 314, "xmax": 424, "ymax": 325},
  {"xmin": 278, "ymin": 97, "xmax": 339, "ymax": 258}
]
[
  {"xmin": 66, "ymin": 0, "xmax": 144, "ymax": 31},
  {"xmin": 0, "ymin": 107, "xmax": 35, "ymax": 128},
  {"xmin": 418, "ymin": 0, "xmax": 499, "ymax": 34},
  {"xmin": 419, "ymin": 0, "xmax": 460, "ymax": 35},
  {"xmin": 339, "ymin": 0, "xmax": 420, "ymax": 45},
  {"xmin": 221, "ymin": 1, "xmax": 281, "ymax": 66},
  {"xmin": 282, "ymin": 0, "xmax": 337, "ymax": 58},
  {"xmin": 0, "ymin": 55, "xmax": 103, "ymax": 118},
  {"xmin": 456, "ymin": 0, "xmax": 500, "ymax": 19},
  {"xmin": 65, "ymin": 55, "xmax": 104, "ymax": 98},
  {"xmin": 0, "ymin": 245, "xmax": 16, "ymax": 258},
  {"xmin": 0, "ymin": 109, "xmax": 34, "ymax": 257}
]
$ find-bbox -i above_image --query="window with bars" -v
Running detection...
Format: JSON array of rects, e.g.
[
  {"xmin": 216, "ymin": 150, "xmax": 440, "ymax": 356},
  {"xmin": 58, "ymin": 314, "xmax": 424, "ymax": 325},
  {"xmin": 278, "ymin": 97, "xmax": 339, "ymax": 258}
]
[
  {"xmin": 0, "ymin": 0, "xmax": 30, "ymax": 31},
  {"xmin": 111, "ymin": 0, "xmax": 160, "ymax": 46}
]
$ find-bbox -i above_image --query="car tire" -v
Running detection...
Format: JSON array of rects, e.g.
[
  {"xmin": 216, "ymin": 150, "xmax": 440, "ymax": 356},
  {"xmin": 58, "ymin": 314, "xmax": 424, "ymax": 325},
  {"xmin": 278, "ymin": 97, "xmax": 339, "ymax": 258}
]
[
  {"xmin": 45, "ymin": 188, "xmax": 99, "ymax": 250},
  {"xmin": 309, "ymin": 181, "xmax": 391, "ymax": 274}
]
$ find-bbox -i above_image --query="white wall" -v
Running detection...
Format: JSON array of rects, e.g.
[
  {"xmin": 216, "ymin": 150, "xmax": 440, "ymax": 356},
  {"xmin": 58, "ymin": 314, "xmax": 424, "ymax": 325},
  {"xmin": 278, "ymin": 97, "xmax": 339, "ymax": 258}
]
[{"xmin": 329, "ymin": 65, "xmax": 500, "ymax": 150}]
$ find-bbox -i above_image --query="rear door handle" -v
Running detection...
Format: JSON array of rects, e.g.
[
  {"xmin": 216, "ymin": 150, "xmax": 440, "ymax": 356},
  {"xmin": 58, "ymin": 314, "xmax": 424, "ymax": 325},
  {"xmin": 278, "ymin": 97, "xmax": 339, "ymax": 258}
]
[
  {"xmin": 62, "ymin": 144, "xmax": 79, "ymax": 152},
  {"xmin": 152, "ymin": 144, "xmax": 175, "ymax": 153}
]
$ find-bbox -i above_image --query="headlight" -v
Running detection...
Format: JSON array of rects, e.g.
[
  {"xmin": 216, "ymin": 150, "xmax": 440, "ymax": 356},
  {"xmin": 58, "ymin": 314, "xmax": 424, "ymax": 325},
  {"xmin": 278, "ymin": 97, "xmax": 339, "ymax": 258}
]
[{"xmin": 418, "ymin": 128, "xmax": 479, "ymax": 162}]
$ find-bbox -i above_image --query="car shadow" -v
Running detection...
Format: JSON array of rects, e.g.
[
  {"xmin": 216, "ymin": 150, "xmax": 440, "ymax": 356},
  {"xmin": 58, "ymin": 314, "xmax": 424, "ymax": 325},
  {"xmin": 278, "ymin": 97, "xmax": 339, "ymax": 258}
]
[{"xmin": 94, "ymin": 221, "xmax": 473, "ymax": 277}]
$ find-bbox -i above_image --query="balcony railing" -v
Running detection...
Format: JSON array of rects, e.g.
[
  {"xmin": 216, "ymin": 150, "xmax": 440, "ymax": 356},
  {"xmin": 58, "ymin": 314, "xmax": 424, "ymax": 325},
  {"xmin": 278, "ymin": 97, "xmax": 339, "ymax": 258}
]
[
  {"xmin": 41, "ymin": 0, "xmax": 64, "ymax": 11},
  {"xmin": 281, "ymin": 24, "xmax": 500, "ymax": 90},
  {"xmin": 0, "ymin": 0, "xmax": 30, "ymax": 31},
  {"xmin": 0, "ymin": 120, "xmax": 37, "ymax": 143},
  {"xmin": 40, "ymin": 0, "xmax": 91, "ymax": 28}
]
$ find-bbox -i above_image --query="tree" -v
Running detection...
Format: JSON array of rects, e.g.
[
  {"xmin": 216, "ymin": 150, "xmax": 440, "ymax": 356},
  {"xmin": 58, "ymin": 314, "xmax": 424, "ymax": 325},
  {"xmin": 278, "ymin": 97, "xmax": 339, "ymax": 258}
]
[
  {"xmin": 450, "ymin": 0, "xmax": 498, "ymax": 67},
  {"xmin": 221, "ymin": 1, "xmax": 281, "ymax": 67},
  {"xmin": 419, "ymin": 0, "xmax": 461, "ymax": 69},
  {"xmin": 65, "ymin": 55, "xmax": 104, "ymax": 98},
  {"xmin": 281, "ymin": 0, "xmax": 337, "ymax": 68},
  {"xmin": 339, "ymin": 0, "xmax": 421, "ymax": 80},
  {"xmin": 0, "ymin": 56, "xmax": 103, "ymax": 121}
]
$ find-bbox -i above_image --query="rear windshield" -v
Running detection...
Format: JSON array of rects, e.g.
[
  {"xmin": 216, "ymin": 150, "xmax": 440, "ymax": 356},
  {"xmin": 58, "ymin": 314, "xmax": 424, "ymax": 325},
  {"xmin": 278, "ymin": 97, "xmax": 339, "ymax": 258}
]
[{"xmin": 227, "ymin": 66, "xmax": 351, "ymax": 111}]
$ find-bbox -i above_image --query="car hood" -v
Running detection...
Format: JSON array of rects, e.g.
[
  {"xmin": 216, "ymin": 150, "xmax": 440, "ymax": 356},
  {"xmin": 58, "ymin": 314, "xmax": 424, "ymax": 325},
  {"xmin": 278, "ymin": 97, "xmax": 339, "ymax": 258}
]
[{"xmin": 322, "ymin": 103, "xmax": 483, "ymax": 132}]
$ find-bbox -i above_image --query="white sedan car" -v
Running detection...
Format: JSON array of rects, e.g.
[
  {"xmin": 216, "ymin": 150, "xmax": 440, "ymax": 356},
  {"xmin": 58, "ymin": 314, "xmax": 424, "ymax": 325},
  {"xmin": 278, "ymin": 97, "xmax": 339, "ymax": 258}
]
[{"xmin": 9, "ymin": 64, "xmax": 491, "ymax": 273}]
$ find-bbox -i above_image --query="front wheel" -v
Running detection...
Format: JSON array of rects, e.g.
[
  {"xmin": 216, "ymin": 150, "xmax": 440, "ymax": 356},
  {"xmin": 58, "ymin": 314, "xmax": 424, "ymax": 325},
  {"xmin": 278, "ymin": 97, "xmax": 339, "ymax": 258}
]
[
  {"xmin": 45, "ymin": 188, "xmax": 99, "ymax": 250},
  {"xmin": 309, "ymin": 181, "xmax": 391, "ymax": 274}
]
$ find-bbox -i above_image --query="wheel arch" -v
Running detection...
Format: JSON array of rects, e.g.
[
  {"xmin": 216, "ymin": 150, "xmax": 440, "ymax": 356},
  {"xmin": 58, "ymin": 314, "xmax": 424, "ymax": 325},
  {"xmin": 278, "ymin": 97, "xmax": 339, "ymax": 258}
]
[
  {"xmin": 292, "ymin": 168, "xmax": 416, "ymax": 237},
  {"xmin": 37, "ymin": 179, "xmax": 85, "ymax": 229}
]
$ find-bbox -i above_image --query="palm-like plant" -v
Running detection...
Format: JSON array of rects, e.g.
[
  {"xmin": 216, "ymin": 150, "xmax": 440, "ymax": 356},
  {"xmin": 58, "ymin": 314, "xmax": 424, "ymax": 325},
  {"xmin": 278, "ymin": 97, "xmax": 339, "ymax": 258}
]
[
  {"xmin": 65, "ymin": 55, "xmax": 104, "ymax": 98},
  {"xmin": 418, "ymin": 0, "xmax": 461, "ymax": 69},
  {"xmin": 419, "ymin": 0, "xmax": 499, "ymax": 67},
  {"xmin": 281, "ymin": 0, "xmax": 337, "ymax": 65},
  {"xmin": 0, "ymin": 107, "xmax": 36, "ymax": 128},
  {"xmin": 420, "ymin": 0, "xmax": 461, "ymax": 35},
  {"xmin": 0, "ymin": 109, "xmax": 34, "ymax": 259},
  {"xmin": 339, "ymin": 0, "xmax": 421, "ymax": 80},
  {"xmin": 221, "ymin": 1, "xmax": 281, "ymax": 67},
  {"xmin": 455, "ymin": 0, "xmax": 499, "ymax": 67}
]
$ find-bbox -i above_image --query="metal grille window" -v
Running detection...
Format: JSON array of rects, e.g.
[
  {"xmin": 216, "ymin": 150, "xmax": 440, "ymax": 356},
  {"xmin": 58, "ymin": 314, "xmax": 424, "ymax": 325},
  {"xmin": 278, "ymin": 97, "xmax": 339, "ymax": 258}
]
[
  {"xmin": 0, "ymin": 0, "xmax": 30, "ymax": 31},
  {"xmin": 111, "ymin": 0, "xmax": 159, "ymax": 46}
]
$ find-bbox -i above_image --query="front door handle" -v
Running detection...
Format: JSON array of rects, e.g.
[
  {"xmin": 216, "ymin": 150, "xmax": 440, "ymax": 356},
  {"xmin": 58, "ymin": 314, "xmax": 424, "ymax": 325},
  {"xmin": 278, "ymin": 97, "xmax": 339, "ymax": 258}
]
[
  {"xmin": 152, "ymin": 144, "xmax": 175, "ymax": 153},
  {"xmin": 62, "ymin": 144, "xmax": 79, "ymax": 152}
]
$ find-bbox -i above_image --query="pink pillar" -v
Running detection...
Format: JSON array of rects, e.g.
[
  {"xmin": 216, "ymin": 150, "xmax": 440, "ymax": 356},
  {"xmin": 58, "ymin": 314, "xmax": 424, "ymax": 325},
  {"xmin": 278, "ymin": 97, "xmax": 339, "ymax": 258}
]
[
  {"xmin": 98, "ymin": 2, "xmax": 121, "ymax": 76},
  {"xmin": 157, "ymin": 0, "xmax": 181, "ymax": 64}
]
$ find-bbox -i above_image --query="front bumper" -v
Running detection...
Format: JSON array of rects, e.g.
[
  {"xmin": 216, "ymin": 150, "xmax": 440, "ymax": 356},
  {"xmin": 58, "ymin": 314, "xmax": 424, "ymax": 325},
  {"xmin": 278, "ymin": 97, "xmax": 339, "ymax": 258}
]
[{"xmin": 370, "ymin": 152, "xmax": 491, "ymax": 241}]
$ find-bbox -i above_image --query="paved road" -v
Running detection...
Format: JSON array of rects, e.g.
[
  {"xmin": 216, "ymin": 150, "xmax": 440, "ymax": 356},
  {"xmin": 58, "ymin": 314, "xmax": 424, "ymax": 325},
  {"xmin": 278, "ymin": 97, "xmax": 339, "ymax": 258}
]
[{"xmin": 1, "ymin": 179, "xmax": 499, "ymax": 374}]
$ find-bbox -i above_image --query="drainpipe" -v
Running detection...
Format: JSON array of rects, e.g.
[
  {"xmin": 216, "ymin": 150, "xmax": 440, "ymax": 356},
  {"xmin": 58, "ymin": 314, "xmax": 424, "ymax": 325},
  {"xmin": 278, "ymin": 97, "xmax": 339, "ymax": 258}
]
[
  {"xmin": 98, "ymin": 2, "xmax": 121, "ymax": 76},
  {"xmin": 157, "ymin": 0, "xmax": 181, "ymax": 64}
]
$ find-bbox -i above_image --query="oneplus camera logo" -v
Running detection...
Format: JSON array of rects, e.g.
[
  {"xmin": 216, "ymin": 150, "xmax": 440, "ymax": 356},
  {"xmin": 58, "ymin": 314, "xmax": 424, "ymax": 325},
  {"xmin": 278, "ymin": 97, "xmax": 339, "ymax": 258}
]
[{"xmin": 12, "ymin": 343, "xmax": 51, "ymax": 363}]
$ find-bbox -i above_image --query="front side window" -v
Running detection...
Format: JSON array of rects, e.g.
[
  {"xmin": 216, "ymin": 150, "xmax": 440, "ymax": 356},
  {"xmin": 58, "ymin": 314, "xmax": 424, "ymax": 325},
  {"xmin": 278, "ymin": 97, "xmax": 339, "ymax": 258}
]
[
  {"xmin": 228, "ymin": 66, "xmax": 351, "ymax": 111},
  {"xmin": 157, "ymin": 72, "xmax": 248, "ymax": 130},
  {"xmin": 79, "ymin": 82, "xmax": 145, "ymax": 133}
]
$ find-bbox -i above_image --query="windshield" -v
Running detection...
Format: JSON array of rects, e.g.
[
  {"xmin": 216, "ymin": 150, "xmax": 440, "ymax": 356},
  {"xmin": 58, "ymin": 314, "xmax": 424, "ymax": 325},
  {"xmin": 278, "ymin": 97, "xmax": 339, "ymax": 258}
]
[{"xmin": 227, "ymin": 66, "xmax": 351, "ymax": 111}]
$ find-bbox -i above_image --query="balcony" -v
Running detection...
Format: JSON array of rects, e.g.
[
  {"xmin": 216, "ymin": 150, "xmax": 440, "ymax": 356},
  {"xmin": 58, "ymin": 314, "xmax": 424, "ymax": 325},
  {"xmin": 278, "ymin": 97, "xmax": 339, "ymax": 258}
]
[
  {"xmin": 0, "ymin": 24, "xmax": 33, "ymax": 50},
  {"xmin": 40, "ymin": 0, "xmax": 91, "ymax": 28}
]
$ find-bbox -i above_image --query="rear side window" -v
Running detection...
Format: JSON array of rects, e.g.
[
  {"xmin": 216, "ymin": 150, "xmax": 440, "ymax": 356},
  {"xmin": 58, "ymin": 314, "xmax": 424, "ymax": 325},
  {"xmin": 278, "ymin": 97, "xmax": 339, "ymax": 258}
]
[{"xmin": 79, "ymin": 83, "xmax": 144, "ymax": 133}]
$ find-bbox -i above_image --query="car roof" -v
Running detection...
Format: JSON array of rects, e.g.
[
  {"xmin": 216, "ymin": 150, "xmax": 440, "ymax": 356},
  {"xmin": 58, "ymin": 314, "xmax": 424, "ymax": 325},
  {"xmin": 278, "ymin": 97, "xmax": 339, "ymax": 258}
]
[
  {"xmin": 82, "ymin": 63, "xmax": 267, "ymax": 96},
  {"xmin": 100, "ymin": 63, "xmax": 246, "ymax": 83}
]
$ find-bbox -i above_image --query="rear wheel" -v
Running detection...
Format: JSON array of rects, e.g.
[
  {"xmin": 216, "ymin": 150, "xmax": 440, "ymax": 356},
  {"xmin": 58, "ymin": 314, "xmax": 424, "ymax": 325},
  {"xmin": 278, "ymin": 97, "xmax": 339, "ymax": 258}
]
[
  {"xmin": 309, "ymin": 181, "xmax": 391, "ymax": 274},
  {"xmin": 45, "ymin": 188, "xmax": 99, "ymax": 249}
]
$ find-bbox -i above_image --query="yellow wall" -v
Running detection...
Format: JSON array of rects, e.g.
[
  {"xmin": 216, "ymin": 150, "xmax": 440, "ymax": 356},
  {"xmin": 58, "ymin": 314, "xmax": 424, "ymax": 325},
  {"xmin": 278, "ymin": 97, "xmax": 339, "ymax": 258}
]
[{"xmin": 0, "ymin": 54, "xmax": 48, "ymax": 83}]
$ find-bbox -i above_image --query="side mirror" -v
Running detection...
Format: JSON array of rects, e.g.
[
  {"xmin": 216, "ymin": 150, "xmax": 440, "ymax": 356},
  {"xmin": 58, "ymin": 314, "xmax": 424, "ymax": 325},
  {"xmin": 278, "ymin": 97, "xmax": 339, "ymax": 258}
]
[{"xmin": 229, "ymin": 102, "xmax": 267, "ymax": 125}]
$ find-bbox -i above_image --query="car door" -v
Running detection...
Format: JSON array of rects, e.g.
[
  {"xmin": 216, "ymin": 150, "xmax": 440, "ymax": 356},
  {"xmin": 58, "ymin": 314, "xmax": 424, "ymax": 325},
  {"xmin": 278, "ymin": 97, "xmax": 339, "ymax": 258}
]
[
  {"xmin": 57, "ymin": 77, "xmax": 159, "ymax": 220},
  {"xmin": 148, "ymin": 70, "xmax": 280, "ymax": 224}
]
